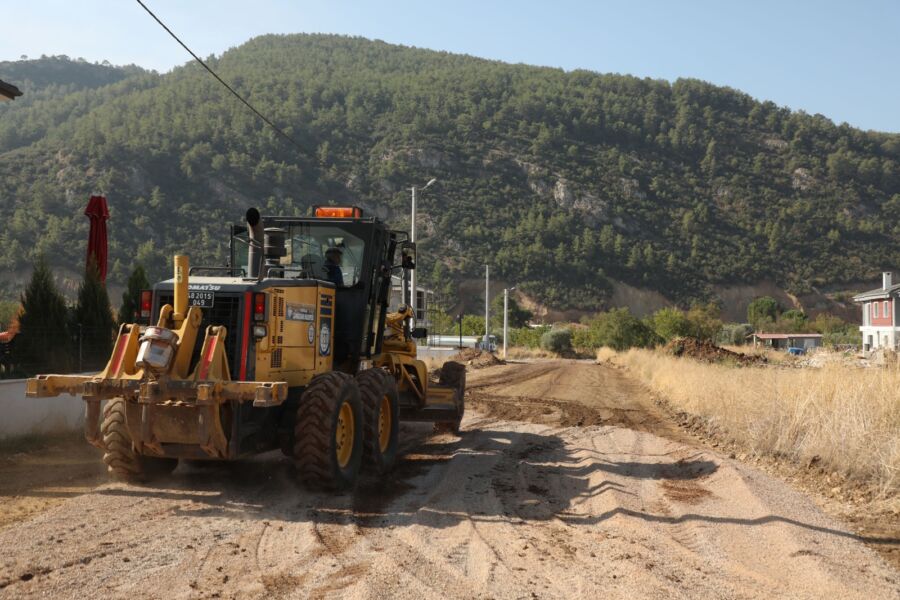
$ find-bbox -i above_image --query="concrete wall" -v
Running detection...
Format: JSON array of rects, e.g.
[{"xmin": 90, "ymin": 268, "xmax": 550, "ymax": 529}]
[
  {"xmin": 415, "ymin": 347, "xmax": 459, "ymax": 360},
  {"xmin": 0, "ymin": 379, "xmax": 85, "ymax": 440}
]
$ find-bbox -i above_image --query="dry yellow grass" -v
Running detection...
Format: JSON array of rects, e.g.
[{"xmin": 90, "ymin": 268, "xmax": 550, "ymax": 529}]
[
  {"xmin": 504, "ymin": 346, "xmax": 558, "ymax": 360},
  {"xmin": 613, "ymin": 349, "xmax": 900, "ymax": 498},
  {"xmin": 594, "ymin": 346, "xmax": 617, "ymax": 363}
]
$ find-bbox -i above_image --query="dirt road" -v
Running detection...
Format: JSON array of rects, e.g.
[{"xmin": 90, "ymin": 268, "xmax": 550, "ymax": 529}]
[{"xmin": 1, "ymin": 361, "xmax": 897, "ymax": 599}]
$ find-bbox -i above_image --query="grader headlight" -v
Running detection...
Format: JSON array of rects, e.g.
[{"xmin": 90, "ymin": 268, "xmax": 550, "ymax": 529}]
[{"xmin": 135, "ymin": 326, "xmax": 179, "ymax": 373}]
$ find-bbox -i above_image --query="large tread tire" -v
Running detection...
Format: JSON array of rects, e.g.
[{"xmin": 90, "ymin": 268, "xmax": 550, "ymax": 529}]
[
  {"xmin": 101, "ymin": 398, "xmax": 178, "ymax": 482},
  {"xmin": 356, "ymin": 368, "xmax": 400, "ymax": 474},
  {"xmin": 436, "ymin": 361, "xmax": 466, "ymax": 434},
  {"xmin": 293, "ymin": 372, "xmax": 363, "ymax": 491}
]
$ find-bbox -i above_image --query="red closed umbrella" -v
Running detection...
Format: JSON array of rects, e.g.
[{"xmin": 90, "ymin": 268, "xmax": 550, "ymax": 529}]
[{"xmin": 85, "ymin": 195, "xmax": 109, "ymax": 281}]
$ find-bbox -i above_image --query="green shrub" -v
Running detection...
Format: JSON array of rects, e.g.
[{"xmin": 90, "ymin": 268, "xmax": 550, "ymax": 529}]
[
  {"xmin": 540, "ymin": 328, "xmax": 573, "ymax": 353},
  {"xmin": 583, "ymin": 308, "xmax": 659, "ymax": 351},
  {"xmin": 572, "ymin": 327, "xmax": 595, "ymax": 349},
  {"xmin": 823, "ymin": 330, "xmax": 860, "ymax": 347},
  {"xmin": 650, "ymin": 307, "xmax": 693, "ymax": 341},
  {"xmin": 747, "ymin": 296, "xmax": 779, "ymax": 329},
  {"xmin": 717, "ymin": 323, "xmax": 753, "ymax": 345},
  {"xmin": 509, "ymin": 326, "xmax": 547, "ymax": 349}
]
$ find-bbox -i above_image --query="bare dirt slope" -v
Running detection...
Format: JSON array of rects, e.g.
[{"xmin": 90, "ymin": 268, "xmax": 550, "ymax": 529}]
[{"xmin": 1, "ymin": 361, "xmax": 897, "ymax": 599}]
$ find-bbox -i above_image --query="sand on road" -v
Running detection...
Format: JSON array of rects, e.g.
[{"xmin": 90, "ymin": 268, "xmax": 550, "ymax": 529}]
[{"xmin": 0, "ymin": 361, "xmax": 896, "ymax": 599}]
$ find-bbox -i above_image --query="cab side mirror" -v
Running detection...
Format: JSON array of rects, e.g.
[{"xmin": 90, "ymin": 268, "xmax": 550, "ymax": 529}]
[
  {"xmin": 399, "ymin": 241, "xmax": 416, "ymax": 270},
  {"xmin": 411, "ymin": 327, "xmax": 428, "ymax": 339}
]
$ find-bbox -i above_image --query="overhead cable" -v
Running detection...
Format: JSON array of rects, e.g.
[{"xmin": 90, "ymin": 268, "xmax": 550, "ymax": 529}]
[{"xmin": 134, "ymin": 0, "xmax": 305, "ymax": 153}]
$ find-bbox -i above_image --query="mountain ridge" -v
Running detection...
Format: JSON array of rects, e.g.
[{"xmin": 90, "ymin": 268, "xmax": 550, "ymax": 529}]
[{"xmin": 1, "ymin": 34, "xmax": 898, "ymax": 314}]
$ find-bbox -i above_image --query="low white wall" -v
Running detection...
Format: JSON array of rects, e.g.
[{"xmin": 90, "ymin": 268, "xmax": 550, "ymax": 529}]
[
  {"xmin": 0, "ymin": 379, "xmax": 85, "ymax": 440},
  {"xmin": 416, "ymin": 347, "xmax": 460, "ymax": 360}
]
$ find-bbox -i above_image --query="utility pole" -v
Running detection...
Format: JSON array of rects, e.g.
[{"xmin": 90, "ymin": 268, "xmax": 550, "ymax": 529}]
[
  {"xmin": 410, "ymin": 185, "xmax": 417, "ymax": 321},
  {"xmin": 484, "ymin": 264, "xmax": 490, "ymax": 350},
  {"xmin": 409, "ymin": 178, "xmax": 436, "ymax": 328},
  {"xmin": 503, "ymin": 288, "xmax": 509, "ymax": 359},
  {"xmin": 503, "ymin": 286, "xmax": 516, "ymax": 359}
]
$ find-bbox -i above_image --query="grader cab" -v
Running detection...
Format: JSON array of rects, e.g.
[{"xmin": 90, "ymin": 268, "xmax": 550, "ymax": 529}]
[{"xmin": 26, "ymin": 207, "xmax": 465, "ymax": 489}]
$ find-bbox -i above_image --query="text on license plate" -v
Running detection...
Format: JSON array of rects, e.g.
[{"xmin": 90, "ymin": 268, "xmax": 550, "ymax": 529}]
[{"xmin": 188, "ymin": 291, "xmax": 215, "ymax": 307}]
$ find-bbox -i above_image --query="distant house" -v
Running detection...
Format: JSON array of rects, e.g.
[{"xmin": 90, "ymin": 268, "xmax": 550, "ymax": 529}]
[
  {"xmin": 389, "ymin": 275, "xmax": 434, "ymax": 330},
  {"xmin": 749, "ymin": 333, "xmax": 822, "ymax": 351},
  {"xmin": 852, "ymin": 271, "xmax": 900, "ymax": 351}
]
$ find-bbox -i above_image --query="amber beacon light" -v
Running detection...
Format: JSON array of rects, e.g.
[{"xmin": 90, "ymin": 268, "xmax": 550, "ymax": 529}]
[{"xmin": 313, "ymin": 206, "xmax": 364, "ymax": 218}]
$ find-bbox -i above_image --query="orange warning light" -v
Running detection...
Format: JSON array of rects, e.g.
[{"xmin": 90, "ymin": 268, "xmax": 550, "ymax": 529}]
[{"xmin": 314, "ymin": 206, "xmax": 363, "ymax": 218}]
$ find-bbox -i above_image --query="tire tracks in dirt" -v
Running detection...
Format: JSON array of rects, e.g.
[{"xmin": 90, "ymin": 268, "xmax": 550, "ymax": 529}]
[{"xmin": 0, "ymin": 360, "xmax": 897, "ymax": 599}]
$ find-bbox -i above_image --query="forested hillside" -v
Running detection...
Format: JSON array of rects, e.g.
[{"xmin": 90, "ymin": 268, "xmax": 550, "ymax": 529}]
[{"xmin": 1, "ymin": 35, "xmax": 899, "ymax": 311}]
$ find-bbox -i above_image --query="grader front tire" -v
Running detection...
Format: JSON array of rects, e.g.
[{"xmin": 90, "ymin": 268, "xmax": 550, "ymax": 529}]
[
  {"xmin": 357, "ymin": 368, "xmax": 400, "ymax": 474},
  {"xmin": 101, "ymin": 398, "xmax": 177, "ymax": 482},
  {"xmin": 293, "ymin": 372, "xmax": 363, "ymax": 491}
]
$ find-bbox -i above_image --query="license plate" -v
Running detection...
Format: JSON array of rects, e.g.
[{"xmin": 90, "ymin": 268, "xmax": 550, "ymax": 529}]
[{"xmin": 188, "ymin": 291, "xmax": 215, "ymax": 308}]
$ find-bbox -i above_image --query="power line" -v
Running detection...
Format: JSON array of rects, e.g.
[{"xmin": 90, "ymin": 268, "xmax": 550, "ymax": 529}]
[{"xmin": 134, "ymin": 0, "xmax": 306, "ymax": 153}]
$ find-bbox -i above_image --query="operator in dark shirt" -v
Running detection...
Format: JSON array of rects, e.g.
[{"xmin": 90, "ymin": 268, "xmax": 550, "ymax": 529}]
[{"xmin": 323, "ymin": 247, "xmax": 344, "ymax": 287}]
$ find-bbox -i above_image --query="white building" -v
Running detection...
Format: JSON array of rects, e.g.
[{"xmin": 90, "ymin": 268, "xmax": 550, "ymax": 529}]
[
  {"xmin": 853, "ymin": 271, "xmax": 900, "ymax": 351},
  {"xmin": 389, "ymin": 275, "xmax": 434, "ymax": 330}
]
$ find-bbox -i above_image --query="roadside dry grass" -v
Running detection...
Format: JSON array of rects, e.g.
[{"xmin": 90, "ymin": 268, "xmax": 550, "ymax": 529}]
[
  {"xmin": 595, "ymin": 346, "xmax": 617, "ymax": 363},
  {"xmin": 609, "ymin": 348, "xmax": 900, "ymax": 501},
  {"xmin": 504, "ymin": 347, "xmax": 558, "ymax": 360}
]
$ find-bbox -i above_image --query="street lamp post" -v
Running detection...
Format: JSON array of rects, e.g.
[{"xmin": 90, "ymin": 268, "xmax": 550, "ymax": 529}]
[
  {"xmin": 484, "ymin": 264, "xmax": 490, "ymax": 350},
  {"xmin": 410, "ymin": 177, "xmax": 436, "ymax": 327},
  {"xmin": 503, "ymin": 286, "xmax": 516, "ymax": 359}
]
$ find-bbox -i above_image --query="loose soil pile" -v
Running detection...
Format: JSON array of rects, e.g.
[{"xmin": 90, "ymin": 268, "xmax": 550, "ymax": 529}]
[
  {"xmin": 449, "ymin": 347, "xmax": 505, "ymax": 369},
  {"xmin": 664, "ymin": 337, "xmax": 766, "ymax": 365}
]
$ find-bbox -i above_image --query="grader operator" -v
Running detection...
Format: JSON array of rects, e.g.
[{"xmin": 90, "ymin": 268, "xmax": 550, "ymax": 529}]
[{"xmin": 26, "ymin": 206, "xmax": 465, "ymax": 490}]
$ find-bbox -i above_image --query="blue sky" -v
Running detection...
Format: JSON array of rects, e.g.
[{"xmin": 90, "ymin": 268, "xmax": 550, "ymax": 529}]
[{"xmin": 4, "ymin": 1, "xmax": 899, "ymax": 132}]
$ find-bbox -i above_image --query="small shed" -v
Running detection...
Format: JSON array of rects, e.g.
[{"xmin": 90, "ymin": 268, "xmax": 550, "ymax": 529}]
[{"xmin": 749, "ymin": 333, "xmax": 823, "ymax": 351}]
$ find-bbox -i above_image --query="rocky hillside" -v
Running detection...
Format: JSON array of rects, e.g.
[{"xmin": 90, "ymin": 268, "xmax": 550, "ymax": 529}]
[{"xmin": 1, "ymin": 36, "xmax": 898, "ymax": 312}]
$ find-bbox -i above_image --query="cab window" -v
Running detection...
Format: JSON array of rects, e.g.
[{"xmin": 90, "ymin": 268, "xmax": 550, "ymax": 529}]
[{"xmin": 282, "ymin": 224, "xmax": 365, "ymax": 287}]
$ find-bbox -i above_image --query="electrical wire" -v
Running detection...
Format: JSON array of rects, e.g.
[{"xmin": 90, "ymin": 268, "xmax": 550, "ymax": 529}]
[{"xmin": 134, "ymin": 0, "xmax": 305, "ymax": 153}]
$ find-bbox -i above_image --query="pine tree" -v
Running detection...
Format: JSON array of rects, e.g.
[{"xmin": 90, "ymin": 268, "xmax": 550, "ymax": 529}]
[
  {"xmin": 74, "ymin": 259, "xmax": 115, "ymax": 370},
  {"xmin": 17, "ymin": 257, "xmax": 72, "ymax": 374},
  {"xmin": 701, "ymin": 140, "xmax": 717, "ymax": 178},
  {"xmin": 118, "ymin": 265, "xmax": 150, "ymax": 325}
]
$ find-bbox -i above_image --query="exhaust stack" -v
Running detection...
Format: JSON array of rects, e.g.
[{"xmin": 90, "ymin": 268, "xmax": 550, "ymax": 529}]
[
  {"xmin": 173, "ymin": 254, "xmax": 189, "ymax": 325},
  {"xmin": 246, "ymin": 208, "xmax": 264, "ymax": 279}
]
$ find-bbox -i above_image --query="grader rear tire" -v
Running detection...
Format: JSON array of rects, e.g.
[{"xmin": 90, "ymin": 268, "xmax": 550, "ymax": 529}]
[
  {"xmin": 435, "ymin": 361, "xmax": 466, "ymax": 434},
  {"xmin": 356, "ymin": 368, "xmax": 399, "ymax": 474},
  {"xmin": 293, "ymin": 372, "xmax": 363, "ymax": 491},
  {"xmin": 101, "ymin": 398, "xmax": 178, "ymax": 482}
]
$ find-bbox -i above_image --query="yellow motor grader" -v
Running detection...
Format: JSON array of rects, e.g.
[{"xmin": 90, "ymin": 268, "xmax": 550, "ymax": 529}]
[{"xmin": 26, "ymin": 206, "xmax": 465, "ymax": 489}]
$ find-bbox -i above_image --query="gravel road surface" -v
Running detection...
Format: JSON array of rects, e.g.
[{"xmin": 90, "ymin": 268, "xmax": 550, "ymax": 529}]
[{"xmin": 0, "ymin": 361, "xmax": 896, "ymax": 599}]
